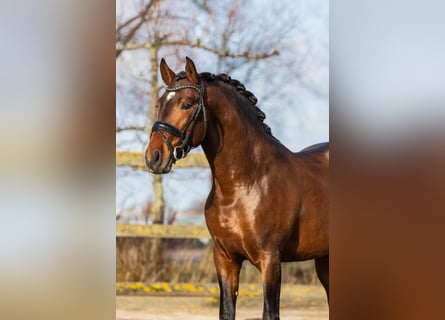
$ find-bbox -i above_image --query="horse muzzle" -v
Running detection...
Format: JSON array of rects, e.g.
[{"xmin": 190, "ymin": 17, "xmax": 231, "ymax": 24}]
[{"xmin": 145, "ymin": 149, "xmax": 173, "ymax": 174}]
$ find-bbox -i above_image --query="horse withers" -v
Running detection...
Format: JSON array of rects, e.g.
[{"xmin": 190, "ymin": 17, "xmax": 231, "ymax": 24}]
[{"xmin": 145, "ymin": 57, "xmax": 329, "ymax": 320}]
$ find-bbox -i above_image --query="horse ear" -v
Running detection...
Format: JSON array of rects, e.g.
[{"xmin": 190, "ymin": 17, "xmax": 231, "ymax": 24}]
[
  {"xmin": 185, "ymin": 57, "xmax": 200, "ymax": 85},
  {"xmin": 160, "ymin": 58, "xmax": 176, "ymax": 85}
]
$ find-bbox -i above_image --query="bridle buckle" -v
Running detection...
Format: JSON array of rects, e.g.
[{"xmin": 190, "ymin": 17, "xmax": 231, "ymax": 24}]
[{"xmin": 173, "ymin": 146, "xmax": 186, "ymax": 160}]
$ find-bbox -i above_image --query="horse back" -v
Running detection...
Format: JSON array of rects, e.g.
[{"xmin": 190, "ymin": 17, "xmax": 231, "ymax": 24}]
[{"xmin": 298, "ymin": 142, "xmax": 329, "ymax": 159}]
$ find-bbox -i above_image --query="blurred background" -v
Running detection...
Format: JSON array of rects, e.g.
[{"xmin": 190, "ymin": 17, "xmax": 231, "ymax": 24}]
[
  {"xmin": 115, "ymin": 0, "xmax": 328, "ymax": 290},
  {"xmin": 3, "ymin": 0, "xmax": 444, "ymax": 319}
]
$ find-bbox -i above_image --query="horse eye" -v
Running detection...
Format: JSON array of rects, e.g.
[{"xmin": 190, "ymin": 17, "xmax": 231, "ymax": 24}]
[{"xmin": 181, "ymin": 103, "xmax": 192, "ymax": 110}]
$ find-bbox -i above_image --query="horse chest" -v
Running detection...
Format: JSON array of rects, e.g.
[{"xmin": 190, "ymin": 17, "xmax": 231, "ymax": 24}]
[{"xmin": 206, "ymin": 197, "xmax": 262, "ymax": 261}]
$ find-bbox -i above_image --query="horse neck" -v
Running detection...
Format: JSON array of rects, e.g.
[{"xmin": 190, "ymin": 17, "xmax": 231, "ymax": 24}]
[{"xmin": 201, "ymin": 83, "xmax": 276, "ymax": 193}]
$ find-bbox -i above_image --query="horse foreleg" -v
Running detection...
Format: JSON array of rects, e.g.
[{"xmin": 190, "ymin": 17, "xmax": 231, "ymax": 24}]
[
  {"xmin": 213, "ymin": 247, "xmax": 242, "ymax": 320},
  {"xmin": 315, "ymin": 255, "xmax": 329, "ymax": 302},
  {"xmin": 260, "ymin": 253, "xmax": 282, "ymax": 320}
]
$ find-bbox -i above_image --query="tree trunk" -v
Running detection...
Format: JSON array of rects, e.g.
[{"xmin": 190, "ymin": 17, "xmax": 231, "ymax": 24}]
[{"xmin": 143, "ymin": 46, "xmax": 165, "ymax": 281}]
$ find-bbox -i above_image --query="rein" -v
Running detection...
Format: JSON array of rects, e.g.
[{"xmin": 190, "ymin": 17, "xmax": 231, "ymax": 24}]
[{"xmin": 151, "ymin": 81, "xmax": 207, "ymax": 165}]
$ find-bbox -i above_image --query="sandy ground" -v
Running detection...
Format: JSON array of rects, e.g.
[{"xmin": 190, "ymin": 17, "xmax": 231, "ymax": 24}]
[
  {"xmin": 116, "ymin": 285, "xmax": 329, "ymax": 320},
  {"xmin": 117, "ymin": 307, "xmax": 328, "ymax": 320}
]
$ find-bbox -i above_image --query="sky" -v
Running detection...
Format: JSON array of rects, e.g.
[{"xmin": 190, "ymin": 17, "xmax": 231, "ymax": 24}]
[{"xmin": 116, "ymin": 0, "xmax": 329, "ymax": 223}]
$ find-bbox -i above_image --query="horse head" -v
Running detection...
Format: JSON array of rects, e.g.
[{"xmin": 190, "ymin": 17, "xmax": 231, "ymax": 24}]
[{"xmin": 145, "ymin": 57, "xmax": 207, "ymax": 174}]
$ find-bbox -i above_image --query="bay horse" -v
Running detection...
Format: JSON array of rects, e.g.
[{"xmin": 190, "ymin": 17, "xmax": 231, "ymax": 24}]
[{"xmin": 145, "ymin": 57, "xmax": 329, "ymax": 320}]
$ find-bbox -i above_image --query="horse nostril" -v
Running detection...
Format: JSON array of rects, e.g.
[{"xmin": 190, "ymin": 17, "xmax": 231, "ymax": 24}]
[{"xmin": 152, "ymin": 150, "xmax": 162, "ymax": 168}]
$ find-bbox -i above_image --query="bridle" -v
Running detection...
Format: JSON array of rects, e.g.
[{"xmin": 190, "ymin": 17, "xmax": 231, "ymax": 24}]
[{"xmin": 150, "ymin": 81, "xmax": 208, "ymax": 166}]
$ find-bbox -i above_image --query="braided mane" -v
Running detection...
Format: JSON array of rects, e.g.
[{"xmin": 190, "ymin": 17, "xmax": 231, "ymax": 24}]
[{"xmin": 173, "ymin": 71, "xmax": 273, "ymax": 136}]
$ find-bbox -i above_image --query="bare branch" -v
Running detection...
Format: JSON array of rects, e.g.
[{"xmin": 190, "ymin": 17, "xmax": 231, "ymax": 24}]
[
  {"xmin": 116, "ymin": 0, "xmax": 160, "ymax": 58},
  {"xmin": 190, "ymin": 0, "xmax": 212, "ymax": 15},
  {"xmin": 116, "ymin": 39, "xmax": 279, "ymax": 60},
  {"xmin": 116, "ymin": 126, "xmax": 148, "ymax": 133},
  {"xmin": 116, "ymin": 13, "xmax": 142, "ymax": 34}
]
